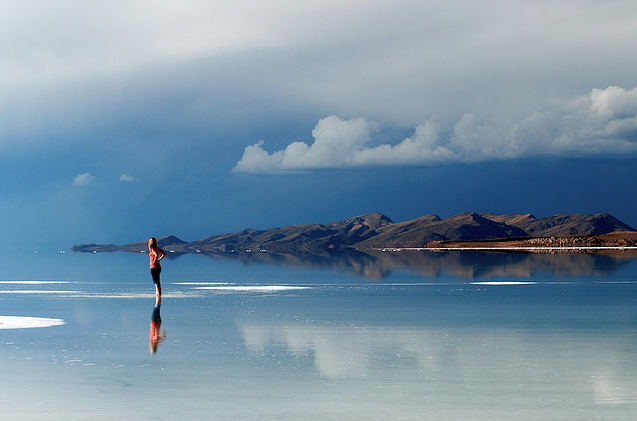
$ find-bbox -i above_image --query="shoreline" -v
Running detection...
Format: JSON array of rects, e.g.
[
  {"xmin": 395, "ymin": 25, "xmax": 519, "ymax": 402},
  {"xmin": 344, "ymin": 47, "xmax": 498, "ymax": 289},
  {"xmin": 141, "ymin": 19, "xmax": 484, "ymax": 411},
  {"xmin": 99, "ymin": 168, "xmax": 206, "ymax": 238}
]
[
  {"xmin": 74, "ymin": 231, "xmax": 637, "ymax": 256},
  {"xmin": 374, "ymin": 246, "xmax": 637, "ymax": 253},
  {"xmin": 412, "ymin": 232, "xmax": 637, "ymax": 253}
]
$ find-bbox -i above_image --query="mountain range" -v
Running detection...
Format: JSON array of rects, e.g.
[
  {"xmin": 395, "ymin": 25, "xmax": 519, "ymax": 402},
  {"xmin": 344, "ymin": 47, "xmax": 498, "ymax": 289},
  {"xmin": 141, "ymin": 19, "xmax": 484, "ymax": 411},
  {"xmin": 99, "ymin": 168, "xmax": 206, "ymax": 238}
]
[{"xmin": 72, "ymin": 212, "xmax": 636, "ymax": 255}]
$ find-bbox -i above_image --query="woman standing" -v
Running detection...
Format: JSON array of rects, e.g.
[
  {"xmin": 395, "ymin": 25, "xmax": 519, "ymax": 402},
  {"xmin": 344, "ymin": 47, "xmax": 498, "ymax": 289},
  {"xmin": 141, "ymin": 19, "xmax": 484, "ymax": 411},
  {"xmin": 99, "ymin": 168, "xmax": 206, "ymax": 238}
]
[{"xmin": 148, "ymin": 237, "xmax": 166, "ymax": 296}]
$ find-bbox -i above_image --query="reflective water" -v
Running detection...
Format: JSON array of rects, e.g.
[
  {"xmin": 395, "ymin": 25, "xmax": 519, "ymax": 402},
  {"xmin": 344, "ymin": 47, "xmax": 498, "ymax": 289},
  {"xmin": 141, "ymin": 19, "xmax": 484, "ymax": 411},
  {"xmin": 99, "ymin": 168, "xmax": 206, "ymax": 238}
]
[{"xmin": 1, "ymin": 250, "xmax": 637, "ymax": 420}]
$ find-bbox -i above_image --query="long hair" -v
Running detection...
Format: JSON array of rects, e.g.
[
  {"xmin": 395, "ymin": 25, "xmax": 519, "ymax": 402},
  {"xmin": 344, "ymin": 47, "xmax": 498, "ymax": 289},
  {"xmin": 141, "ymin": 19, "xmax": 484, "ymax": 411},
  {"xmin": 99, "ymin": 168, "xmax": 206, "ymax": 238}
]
[{"xmin": 148, "ymin": 237, "xmax": 157, "ymax": 251}]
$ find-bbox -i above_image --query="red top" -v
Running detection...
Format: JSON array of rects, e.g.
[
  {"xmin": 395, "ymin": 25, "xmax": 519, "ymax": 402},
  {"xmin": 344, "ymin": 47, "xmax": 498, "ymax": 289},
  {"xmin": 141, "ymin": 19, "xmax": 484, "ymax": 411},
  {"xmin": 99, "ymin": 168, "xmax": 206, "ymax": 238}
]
[
  {"xmin": 149, "ymin": 247, "xmax": 166, "ymax": 269},
  {"xmin": 150, "ymin": 320, "xmax": 160, "ymax": 338}
]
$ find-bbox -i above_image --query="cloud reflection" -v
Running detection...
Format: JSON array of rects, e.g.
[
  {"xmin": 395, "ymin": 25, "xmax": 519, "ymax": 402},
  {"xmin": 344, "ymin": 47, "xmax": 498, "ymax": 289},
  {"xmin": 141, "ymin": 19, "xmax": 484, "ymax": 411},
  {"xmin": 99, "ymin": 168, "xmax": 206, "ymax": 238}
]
[{"xmin": 239, "ymin": 321, "xmax": 637, "ymax": 404}]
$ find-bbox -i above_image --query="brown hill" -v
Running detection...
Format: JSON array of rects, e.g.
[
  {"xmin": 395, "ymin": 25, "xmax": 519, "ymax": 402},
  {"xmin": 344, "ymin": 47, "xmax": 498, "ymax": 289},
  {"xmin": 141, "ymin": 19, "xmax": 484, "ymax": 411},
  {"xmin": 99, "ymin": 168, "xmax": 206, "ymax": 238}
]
[
  {"xmin": 507, "ymin": 213, "xmax": 632, "ymax": 237},
  {"xmin": 179, "ymin": 213, "xmax": 392, "ymax": 254},
  {"xmin": 479, "ymin": 213, "xmax": 537, "ymax": 227},
  {"xmin": 73, "ymin": 235, "xmax": 188, "ymax": 254},
  {"xmin": 355, "ymin": 212, "xmax": 529, "ymax": 249},
  {"xmin": 72, "ymin": 212, "xmax": 636, "ymax": 255}
]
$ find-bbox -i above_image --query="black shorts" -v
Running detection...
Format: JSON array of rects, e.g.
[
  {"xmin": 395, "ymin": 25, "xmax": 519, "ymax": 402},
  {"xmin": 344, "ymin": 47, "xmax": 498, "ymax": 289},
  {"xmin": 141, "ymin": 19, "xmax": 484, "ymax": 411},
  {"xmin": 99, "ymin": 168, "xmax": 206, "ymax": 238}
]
[
  {"xmin": 151, "ymin": 305, "xmax": 161, "ymax": 323},
  {"xmin": 150, "ymin": 267, "xmax": 161, "ymax": 285}
]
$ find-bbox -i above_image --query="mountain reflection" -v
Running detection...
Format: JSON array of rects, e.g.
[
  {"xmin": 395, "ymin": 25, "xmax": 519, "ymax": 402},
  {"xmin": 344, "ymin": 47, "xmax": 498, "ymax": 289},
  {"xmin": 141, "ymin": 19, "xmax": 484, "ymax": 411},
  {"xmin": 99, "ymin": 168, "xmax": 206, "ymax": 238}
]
[{"xmin": 196, "ymin": 249, "xmax": 637, "ymax": 280}]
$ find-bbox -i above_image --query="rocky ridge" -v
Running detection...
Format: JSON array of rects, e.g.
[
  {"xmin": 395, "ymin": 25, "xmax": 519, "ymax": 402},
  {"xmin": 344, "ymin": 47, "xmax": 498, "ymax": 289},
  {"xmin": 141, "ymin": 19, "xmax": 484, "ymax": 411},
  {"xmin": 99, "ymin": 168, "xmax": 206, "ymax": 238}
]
[{"xmin": 72, "ymin": 212, "xmax": 637, "ymax": 255}]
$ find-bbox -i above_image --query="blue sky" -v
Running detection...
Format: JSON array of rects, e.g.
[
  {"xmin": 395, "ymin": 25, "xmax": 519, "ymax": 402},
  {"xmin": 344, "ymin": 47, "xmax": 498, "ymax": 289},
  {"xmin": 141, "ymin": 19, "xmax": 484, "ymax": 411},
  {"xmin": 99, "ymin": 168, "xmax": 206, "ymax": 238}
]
[{"xmin": 1, "ymin": 0, "xmax": 637, "ymax": 252}]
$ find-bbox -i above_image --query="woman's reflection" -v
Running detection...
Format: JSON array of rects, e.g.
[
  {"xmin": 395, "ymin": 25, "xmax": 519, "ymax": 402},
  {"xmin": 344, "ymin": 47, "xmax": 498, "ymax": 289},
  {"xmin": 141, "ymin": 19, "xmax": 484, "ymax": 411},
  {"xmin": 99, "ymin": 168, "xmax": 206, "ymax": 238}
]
[{"xmin": 149, "ymin": 294, "xmax": 166, "ymax": 354}]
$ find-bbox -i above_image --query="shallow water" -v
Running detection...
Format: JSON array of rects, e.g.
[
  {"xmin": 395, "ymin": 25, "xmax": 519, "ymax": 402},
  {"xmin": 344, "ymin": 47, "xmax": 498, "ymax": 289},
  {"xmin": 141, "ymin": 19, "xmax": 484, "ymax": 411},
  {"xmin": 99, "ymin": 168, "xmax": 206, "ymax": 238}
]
[{"xmin": 1, "ymin": 250, "xmax": 637, "ymax": 420}]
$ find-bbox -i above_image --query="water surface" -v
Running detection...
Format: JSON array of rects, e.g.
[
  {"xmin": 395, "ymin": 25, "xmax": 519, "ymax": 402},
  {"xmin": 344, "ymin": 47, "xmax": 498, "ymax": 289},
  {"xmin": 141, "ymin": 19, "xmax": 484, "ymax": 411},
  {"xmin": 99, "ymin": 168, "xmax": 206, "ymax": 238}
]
[{"xmin": 1, "ymin": 250, "xmax": 636, "ymax": 420}]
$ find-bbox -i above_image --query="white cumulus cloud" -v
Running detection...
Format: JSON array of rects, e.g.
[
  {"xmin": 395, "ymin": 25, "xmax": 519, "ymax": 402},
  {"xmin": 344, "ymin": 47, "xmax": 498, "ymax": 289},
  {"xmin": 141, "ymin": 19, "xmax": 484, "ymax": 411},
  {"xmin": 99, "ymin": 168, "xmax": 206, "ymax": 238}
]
[
  {"xmin": 120, "ymin": 173, "xmax": 136, "ymax": 182},
  {"xmin": 233, "ymin": 86, "xmax": 637, "ymax": 173},
  {"xmin": 233, "ymin": 115, "xmax": 375, "ymax": 173},
  {"xmin": 72, "ymin": 172, "xmax": 96, "ymax": 187}
]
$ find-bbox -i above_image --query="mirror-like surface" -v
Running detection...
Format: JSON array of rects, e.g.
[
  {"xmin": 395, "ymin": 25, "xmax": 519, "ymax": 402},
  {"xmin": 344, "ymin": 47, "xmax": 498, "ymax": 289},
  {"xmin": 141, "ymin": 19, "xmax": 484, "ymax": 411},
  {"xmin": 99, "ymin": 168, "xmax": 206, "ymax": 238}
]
[{"xmin": 1, "ymin": 250, "xmax": 637, "ymax": 420}]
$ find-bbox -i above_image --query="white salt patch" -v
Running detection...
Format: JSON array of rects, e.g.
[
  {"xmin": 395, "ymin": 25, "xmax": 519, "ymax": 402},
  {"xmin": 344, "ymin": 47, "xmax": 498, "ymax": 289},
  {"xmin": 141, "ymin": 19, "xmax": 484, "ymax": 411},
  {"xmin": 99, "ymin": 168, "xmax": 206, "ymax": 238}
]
[
  {"xmin": 0, "ymin": 290, "xmax": 78, "ymax": 294},
  {"xmin": 77, "ymin": 293, "xmax": 155, "ymax": 299},
  {"xmin": 64, "ymin": 292, "xmax": 202, "ymax": 299},
  {"xmin": 471, "ymin": 281, "xmax": 537, "ymax": 286},
  {"xmin": 196, "ymin": 286, "xmax": 311, "ymax": 292},
  {"xmin": 0, "ymin": 316, "xmax": 65, "ymax": 329},
  {"xmin": 0, "ymin": 281, "xmax": 68, "ymax": 284},
  {"xmin": 173, "ymin": 282, "xmax": 231, "ymax": 285}
]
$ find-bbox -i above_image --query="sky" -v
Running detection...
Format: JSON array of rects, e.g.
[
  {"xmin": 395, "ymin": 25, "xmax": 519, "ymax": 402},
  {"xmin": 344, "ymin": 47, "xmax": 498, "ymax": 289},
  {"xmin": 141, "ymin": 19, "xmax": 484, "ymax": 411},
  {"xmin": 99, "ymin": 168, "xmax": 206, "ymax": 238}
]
[{"xmin": 1, "ymin": 0, "xmax": 637, "ymax": 252}]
